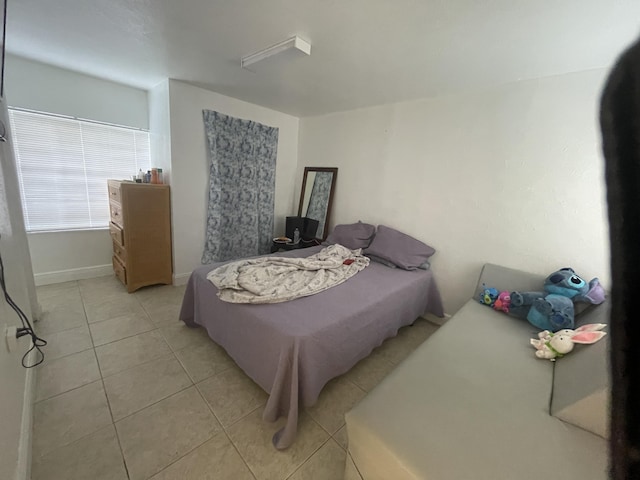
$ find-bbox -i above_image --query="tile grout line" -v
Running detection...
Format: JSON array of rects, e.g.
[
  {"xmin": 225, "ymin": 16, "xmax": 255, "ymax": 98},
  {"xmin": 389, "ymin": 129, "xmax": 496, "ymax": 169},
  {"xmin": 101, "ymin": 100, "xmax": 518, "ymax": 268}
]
[
  {"xmin": 32, "ymin": 284, "xmax": 130, "ymax": 478},
  {"xmin": 35, "ymin": 322, "xmax": 88, "ymax": 337},
  {"xmin": 111, "ymin": 359, "xmax": 214, "ymax": 479},
  {"xmin": 143, "ymin": 434, "xmax": 221, "ymax": 480},
  {"xmin": 174, "ymin": 351, "xmax": 234, "ymax": 385},
  {"xmin": 311, "ymin": 409, "xmax": 350, "ymax": 452},
  {"xmin": 40, "ymin": 343, "xmax": 95, "ymax": 364},
  {"xmin": 86, "ymin": 309, "xmax": 149, "ymax": 327},
  {"xmin": 34, "ymin": 377, "xmax": 103, "ymax": 405},
  {"xmin": 34, "ymin": 281, "xmax": 188, "ymax": 479},
  {"xmin": 218, "ymin": 401, "xmax": 333, "ymax": 480},
  {"xmin": 158, "ymin": 326, "xmax": 212, "ymax": 354},
  {"xmin": 189, "ymin": 352, "xmax": 346, "ymax": 478},
  {"xmin": 34, "ymin": 320, "xmax": 95, "ymax": 403},
  {"xmin": 148, "ymin": 386, "xmax": 258, "ymax": 480},
  {"xmin": 110, "ymin": 372, "xmax": 193, "ymax": 424},
  {"xmin": 216, "ymin": 402, "xmax": 262, "ymax": 479},
  {"xmin": 38, "ymin": 281, "xmax": 353, "ymax": 480},
  {"xmin": 90, "ymin": 310, "xmax": 199, "ymax": 422},
  {"xmin": 196, "ymin": 387, "xmax": 261, "ymax": 480},
  {"xmin": 333, "ymin": 432, "xmax": 348, "ymax": 452},
  {"xmin": 83, "ymin": 295, "xmax": 147, "ymax": 323},
  {"xmin": 31, "ymin": 424, "xmax": 121, "ymax": 468},
  {"xmin": 91, "ymin": 323, "xmax": 160, "ymax": 349},
  {"xmin": 284, "ymin": 435, "xmax": 335, "ymax": 480},
  {"xmin": 98, "ymin": 347, "xmax": 173, "ymax": 382},
  {"xmin": 343, "ymin": 377, "xmax": 368, "ymax": 395},
  {"xmin": 306, "ymin": 409, "xmax": 343, "ymax": 439},
  {"xmin": 82, "ymin": 293, "xmax": 132, "ymax": 480}
]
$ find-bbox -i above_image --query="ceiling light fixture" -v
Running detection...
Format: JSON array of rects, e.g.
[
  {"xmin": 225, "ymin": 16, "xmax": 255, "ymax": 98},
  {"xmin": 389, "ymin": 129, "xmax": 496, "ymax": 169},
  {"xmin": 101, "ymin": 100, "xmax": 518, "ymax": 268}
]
[{"xmin": 241, "ymin": 36, "xmax": 311, "ymax": 69}]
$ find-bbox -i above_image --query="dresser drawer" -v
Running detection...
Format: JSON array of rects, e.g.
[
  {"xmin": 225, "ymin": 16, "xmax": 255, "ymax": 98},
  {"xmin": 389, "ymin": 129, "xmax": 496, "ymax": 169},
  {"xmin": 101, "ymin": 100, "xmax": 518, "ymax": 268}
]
[
  {"xmin": 108, "ymin": 183, "xmax": 122, "ymax": 204},
  {"xmin": 112, "ymin": 240, "xmax": 127, "ymax": 264},
  {"xmin": 112, "ymin": 256, "xmax": 127, "ymax": 285},
  {"xmin": 109, "ymin": 202, "xmax": 124, "ymax": 227},
  {"xmin": 109, "ymin": 222, "xmax": 124, "ymax": 246}
]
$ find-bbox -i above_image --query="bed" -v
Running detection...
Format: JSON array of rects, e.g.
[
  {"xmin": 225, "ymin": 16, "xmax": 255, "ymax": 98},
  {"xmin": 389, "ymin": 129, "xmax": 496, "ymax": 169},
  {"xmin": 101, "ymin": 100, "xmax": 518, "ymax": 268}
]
[{"xmin": 179, "ymin": 245, "xmax": 444, "ymax": 449}]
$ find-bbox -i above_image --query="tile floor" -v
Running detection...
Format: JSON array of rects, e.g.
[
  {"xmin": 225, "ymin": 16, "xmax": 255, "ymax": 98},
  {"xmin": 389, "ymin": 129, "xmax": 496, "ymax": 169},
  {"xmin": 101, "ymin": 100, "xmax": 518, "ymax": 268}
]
[{"xmin": 32, "ymin": 275, "xmax": 439, "ymax": 480}]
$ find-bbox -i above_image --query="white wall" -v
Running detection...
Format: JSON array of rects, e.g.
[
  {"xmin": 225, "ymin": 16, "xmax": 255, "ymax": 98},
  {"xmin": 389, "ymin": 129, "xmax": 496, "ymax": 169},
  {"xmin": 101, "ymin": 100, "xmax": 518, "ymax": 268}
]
[
  {"xmin": 0, "ymin": 97, "xmax": 37, "ymax": 480},
  {"xmin": 4, "ymin": 55, "xmax": 150, "ymax": 284},
  {"xmin": 4, "ymin": 54, "xmax": 148, "ymax": 128},
  {"xmin": 27, "ymin": 231, "xmax": 113, "ymax": 286},
  {"xmin": 167, "ymin": 80, "xmax": 299, "ymax": 281},
  {"xmin": 298, "ymin": 69, "xmax": 611, "ymax": 314},
  {"xmin": 149, "ymin": 80, "xmax": 172, "ymax": 186}
]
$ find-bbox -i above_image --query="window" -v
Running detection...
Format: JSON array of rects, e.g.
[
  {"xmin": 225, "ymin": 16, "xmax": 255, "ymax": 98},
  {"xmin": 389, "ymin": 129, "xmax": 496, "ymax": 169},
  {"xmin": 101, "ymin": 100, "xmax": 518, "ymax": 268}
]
[{"xmin": 8, "ymin": 108, "xmax": 150, "ymax": 232}]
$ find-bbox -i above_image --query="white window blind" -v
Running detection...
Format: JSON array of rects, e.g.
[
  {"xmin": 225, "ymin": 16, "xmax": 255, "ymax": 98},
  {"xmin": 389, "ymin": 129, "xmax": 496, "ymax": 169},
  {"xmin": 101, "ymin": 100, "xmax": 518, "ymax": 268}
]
[{"xmin": 8, "ymin": 108, "xmax": 151, "ymax": 232}]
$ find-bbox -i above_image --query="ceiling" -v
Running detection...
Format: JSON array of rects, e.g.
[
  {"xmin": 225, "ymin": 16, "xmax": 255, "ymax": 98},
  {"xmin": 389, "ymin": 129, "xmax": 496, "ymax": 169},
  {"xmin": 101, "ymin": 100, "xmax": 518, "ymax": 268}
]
[{"xmin": 7, "ymin": 0, "xmax": 640, "ymax": 117}]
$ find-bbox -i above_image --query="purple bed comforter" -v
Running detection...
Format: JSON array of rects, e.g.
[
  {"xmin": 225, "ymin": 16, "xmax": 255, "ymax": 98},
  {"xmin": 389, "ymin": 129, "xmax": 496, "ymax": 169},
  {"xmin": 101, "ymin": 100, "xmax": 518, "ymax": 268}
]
[{"xmin": 179, "ymin": 246, "xmax": 444, "ymax": 449}]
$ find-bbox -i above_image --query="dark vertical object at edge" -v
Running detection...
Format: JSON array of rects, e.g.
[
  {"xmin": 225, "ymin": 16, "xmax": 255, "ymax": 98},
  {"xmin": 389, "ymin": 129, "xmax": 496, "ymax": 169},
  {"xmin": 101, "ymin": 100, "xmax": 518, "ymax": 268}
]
[{"xmin": 600, "ymin": 35, "xmax": 640, "ymax": 480}]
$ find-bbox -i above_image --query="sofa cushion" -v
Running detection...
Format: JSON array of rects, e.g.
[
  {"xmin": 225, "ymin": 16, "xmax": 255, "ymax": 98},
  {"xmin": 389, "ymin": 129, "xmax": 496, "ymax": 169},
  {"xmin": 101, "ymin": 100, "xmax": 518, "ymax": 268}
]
[
  {"xmin": 345, "ymin": 263, "xmax": 608, "ymax": 480},
  {"xmin": 475, "ymin": 263, "xmax": 546, "ymax": 297}
]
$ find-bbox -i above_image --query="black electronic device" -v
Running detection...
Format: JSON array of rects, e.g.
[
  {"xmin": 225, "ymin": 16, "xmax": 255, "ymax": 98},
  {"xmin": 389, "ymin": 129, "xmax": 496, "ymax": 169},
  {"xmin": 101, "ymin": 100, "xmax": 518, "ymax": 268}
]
[
  {"xmin": 286, "ymin": 216, "xmax": 320, "ymax": 241},
  {"xmin": 285, "ymin": 216, "xmax": 305, "ymax": 241}
]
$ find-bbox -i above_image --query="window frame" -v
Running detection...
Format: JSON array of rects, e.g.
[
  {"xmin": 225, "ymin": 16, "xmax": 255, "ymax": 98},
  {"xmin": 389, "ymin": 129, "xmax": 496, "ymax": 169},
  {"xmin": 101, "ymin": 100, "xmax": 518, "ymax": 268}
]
[{"xmin": 8, "ymin": 107, "xmax": 151, "ymax": 233}]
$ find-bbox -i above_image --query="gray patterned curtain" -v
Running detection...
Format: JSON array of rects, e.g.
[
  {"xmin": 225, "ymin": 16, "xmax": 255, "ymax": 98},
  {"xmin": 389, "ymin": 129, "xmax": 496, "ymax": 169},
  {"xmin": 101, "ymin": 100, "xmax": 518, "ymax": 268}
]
[
  {"xmin": 201, "ymin": 110, "xmax": 279, "ymax": 264},
  {"xmin": 305, "ymin": 172, "xmax": 333, "ymax": 238}
]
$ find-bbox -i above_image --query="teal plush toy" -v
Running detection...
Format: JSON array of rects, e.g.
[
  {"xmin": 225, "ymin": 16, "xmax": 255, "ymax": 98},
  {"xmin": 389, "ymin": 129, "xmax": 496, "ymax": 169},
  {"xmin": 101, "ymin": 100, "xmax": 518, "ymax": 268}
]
[
  {"xmin": 478, "ymin": 284, "xmax": 499, "ymax": 307},
  {"xmin": 510, "ymin": 268, "xmax": 606, "ymax": 332}
]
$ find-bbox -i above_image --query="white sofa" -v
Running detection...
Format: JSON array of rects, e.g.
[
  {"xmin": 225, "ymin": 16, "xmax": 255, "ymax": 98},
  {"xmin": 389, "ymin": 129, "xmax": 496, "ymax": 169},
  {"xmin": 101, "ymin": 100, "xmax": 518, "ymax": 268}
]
[{"xmin": 344, "ymin": 263, "xmax": 609, "ymax": 480}]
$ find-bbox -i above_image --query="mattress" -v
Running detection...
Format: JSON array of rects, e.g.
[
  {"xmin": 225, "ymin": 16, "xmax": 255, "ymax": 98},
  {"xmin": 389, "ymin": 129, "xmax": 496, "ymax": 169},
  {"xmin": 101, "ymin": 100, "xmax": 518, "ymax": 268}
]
[
  {"xmin": 345, "ymin": 299, "xmax": 608, "ymax": 480},
  {"xmin": 179, "ymin": 245, "xmax": 444, "ymax": 449}
]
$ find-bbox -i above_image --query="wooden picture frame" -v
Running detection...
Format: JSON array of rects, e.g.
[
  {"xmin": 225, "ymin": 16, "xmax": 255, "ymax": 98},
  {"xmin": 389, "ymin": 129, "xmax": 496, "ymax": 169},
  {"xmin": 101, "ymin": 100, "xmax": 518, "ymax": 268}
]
[{"xmin": 297, "ymin": 167, "xmax": 338, "ymax": 241}]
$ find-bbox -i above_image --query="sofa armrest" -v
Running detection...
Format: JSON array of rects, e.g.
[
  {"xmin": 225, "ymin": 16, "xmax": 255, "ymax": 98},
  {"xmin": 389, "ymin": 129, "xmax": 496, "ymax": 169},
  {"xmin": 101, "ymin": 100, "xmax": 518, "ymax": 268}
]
[{"xmin": 551, "ymin": 300, "xmax": 610, "ymax": 438}]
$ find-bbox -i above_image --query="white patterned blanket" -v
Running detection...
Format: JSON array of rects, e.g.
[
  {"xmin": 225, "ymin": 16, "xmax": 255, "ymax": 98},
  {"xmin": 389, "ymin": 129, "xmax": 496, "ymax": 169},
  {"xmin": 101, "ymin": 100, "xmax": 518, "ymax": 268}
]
[{"xmin": 207, "ymin": 244, "xmax": 369, "ymax": 304}]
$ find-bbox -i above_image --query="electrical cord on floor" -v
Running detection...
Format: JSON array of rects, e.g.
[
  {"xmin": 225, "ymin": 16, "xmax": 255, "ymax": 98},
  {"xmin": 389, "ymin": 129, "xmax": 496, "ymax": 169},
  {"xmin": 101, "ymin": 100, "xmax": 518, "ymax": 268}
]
[{"xmin": 0, "ymin": 235, "xmax": 46, "ymax": 368}]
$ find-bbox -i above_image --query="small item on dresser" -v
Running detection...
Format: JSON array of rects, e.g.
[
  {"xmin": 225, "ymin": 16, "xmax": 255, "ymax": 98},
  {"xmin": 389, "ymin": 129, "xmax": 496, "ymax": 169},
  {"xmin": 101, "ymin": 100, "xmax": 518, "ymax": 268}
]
[
  {"xmin": 293, "ymin": 228, "xmax": 300, "ymax": 244},
  {"xmin": 137, "ymin": 169, "xmax": 144, "ymax": 182},
  {"xmin": 151, "ymin": 168, "xmax": 159, "ymax": 184},
  {"xmin": 144, "ymin": 170, "xmax": 151, "ymax": 183},
  {"xmin": 157, "ymin": 168, "xmax": 163, "ymax": 184}
]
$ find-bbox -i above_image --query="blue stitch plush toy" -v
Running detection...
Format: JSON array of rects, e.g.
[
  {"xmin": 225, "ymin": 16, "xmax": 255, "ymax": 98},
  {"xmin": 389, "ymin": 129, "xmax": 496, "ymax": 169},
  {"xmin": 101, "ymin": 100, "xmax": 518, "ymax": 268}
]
[{"xmin": 509, "ymin": 268, "xmax": 606, "ymax": 332}]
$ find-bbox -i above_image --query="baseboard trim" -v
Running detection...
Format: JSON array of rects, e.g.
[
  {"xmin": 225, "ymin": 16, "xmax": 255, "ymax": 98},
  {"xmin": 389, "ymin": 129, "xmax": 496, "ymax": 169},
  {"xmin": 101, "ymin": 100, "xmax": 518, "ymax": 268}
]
[
  {"xmin": 33, "ymin": 264, "xmax": 113, "ymax": 286},
  {"xmin": 173, "ymin": 273, "xmax": 191, "ymax": 286},
  {"xmin": 16, "ymin": 348, "xmax": 36, "ymax": 480}
]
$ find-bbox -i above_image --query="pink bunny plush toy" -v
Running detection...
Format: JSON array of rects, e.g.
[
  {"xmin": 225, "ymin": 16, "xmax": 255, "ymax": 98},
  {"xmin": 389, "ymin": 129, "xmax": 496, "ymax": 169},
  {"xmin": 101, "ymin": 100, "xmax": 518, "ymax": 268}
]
[{"xmin": 530, "ymin": 324, "xmax": 607, "ymax": 361}]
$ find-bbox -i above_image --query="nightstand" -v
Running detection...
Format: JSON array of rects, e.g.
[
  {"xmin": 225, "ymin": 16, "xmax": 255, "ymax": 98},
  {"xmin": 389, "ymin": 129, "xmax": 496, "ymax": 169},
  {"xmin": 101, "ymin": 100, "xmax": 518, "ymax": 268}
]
[{"xmin": 271, "ymin": 238, "xmax": 320, "ymax": 253}]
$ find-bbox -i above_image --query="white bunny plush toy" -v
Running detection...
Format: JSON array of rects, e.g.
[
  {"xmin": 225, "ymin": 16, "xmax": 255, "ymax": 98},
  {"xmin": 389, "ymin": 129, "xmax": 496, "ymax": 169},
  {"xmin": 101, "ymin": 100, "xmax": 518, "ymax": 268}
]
[{"xmin": 530, "ymin": 323, "xmax": 607, "ymax": 361}]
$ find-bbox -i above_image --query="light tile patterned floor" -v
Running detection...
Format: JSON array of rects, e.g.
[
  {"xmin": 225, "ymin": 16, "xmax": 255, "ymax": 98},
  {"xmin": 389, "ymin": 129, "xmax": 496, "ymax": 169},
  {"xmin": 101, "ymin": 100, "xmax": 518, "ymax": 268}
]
[{"xmin": 32, "ymin": 276, "xmax": 439, "ymax": 480}]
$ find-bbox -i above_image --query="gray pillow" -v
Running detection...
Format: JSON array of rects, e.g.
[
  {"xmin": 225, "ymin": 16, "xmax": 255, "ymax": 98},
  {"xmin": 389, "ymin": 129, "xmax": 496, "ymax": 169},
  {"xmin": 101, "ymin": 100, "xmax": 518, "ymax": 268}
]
[
  {"xmin": 364, "ymin": 225, "xmax": 435, "ymax": 270},
  {"xmin": 367, "ymin": 254, "xmax": 397, "ymax": 268},
  {"xmin": 326, "ymin": 221, "xmax": 376, "ymax": 250}
]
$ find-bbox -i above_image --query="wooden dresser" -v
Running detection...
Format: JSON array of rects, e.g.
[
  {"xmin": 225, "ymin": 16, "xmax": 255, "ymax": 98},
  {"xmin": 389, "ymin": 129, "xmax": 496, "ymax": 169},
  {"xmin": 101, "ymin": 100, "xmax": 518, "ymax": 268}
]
[{"xmin": 108, "ymin": 180, "xmax": 172, "ymax": 293}]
